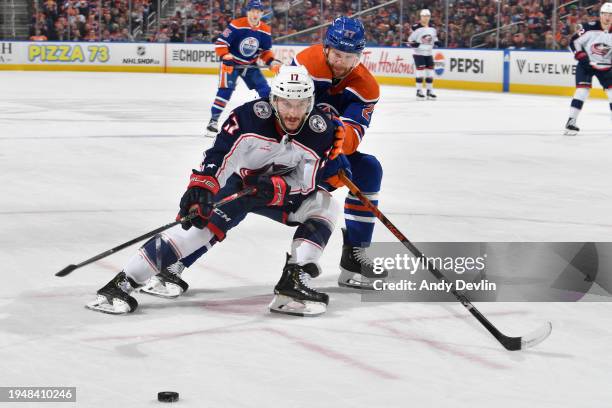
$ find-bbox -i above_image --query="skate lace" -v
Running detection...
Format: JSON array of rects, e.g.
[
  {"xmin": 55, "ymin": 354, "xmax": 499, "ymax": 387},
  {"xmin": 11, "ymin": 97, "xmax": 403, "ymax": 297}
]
[
  {"xmin": 352, "ymin": 247, "xmax": 374, "ymax": 267},
  {"xmin": 167, "ymin": 261, "xmax": 185, "ymax": 277},
  {"xmin": 118, "ymin": 278, "xmax": 134, "ymax": 294},
  {"xmin": 298, "ymin": 271, "xmax": 314, "ymax": 290}
]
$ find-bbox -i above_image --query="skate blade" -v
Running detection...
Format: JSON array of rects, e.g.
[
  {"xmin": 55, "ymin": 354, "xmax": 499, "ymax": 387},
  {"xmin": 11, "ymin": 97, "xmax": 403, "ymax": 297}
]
[
  {"xmin": 140, "ymin": 280, "xmax": 183, "ymax": 299},
  {"xmin": 337, "ymin": 269, "xmax": 380, "ymax": 290},
  {"xmin": 416, "ymin": 97, "xmax": 426, "ymax": 101},
  {"xmin": 563, "ymin": 129, "xmax": 578, "ymax": 136},
  {"xmin": 427, "ymin": 96, "xmax": 437, "ymax": 100},
  {"xmin": 269, "ymin": 295, "xmax": 326, "ymax": 317},
  {"xmin": 85, "ymin": 296, "xmax": 131, "ymax": 315},
  {"xmin": 205, "ymin": 130, "xmax": 217, "ymax": 138}
]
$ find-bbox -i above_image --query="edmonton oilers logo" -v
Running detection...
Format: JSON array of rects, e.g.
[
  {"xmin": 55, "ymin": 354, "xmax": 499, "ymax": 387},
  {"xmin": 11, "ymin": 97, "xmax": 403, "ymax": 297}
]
[
  {"xmin": 239, "ymin": 37, "xmax": 259, "ymax": 57},
  {"xmin": 434, "ymin": 52, "xmax": 445, "ymax": 76}
]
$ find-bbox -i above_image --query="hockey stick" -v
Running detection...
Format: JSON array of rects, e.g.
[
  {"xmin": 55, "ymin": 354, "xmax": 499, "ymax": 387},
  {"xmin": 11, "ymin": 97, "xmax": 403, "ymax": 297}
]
[
  {"xmin": 337, "ymin": 170, "xmax": 552, "ymax": 351},
  {"xmin": 55, "ymin": 187, "xmax": 256, "ymax": 277},
  {"xmin": 223, "ymin": 62, "xmax": 265, "ymax": 70}
]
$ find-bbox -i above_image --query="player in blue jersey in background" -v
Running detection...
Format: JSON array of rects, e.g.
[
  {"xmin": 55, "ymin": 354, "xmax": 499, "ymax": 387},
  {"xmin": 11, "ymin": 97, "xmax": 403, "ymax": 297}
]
[{"xmin": 206, "ymin": 0, "xmax": 281, "ymax": 137}]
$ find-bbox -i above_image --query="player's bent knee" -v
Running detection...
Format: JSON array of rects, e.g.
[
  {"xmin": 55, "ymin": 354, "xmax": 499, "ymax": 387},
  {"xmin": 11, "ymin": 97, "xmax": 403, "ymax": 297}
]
[
  {"xmin": 361, "ymin": 154, "xmax": 384, "ymax": 182},
  {"xmin": 289, "ymin": 190, "xmax": 340, "ymax": 229}
]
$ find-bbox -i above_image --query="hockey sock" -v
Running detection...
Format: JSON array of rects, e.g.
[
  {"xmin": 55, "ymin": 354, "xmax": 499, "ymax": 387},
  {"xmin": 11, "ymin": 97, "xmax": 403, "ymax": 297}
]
[
  {"xmin": 569, "ymin": 87, "xmax": 590, "ymax": 120},
  {"xmin": 415, "ymin": 70, "xmax": 424, "ymax": 90},
  {"xmin": 210, "ymin": 88, "xmax": 234, "ymax": 121},
  {"xmin": 607, "ymin": 88, "xmax": 612, "ymax": 113},
  {"xmin": 180, "ymin": 236, "xmax": 218, "ymax": 268},
  {"xmin": 291, "ymin": 219, "xmax": 333, "ymax": 265},
  {"xmin": 344, "ymin": 192, "xmax": 378, "ymax": 247},
  {"xmin": 125, "ymin": 234, "xmax": 181, "ymax": 284},
  {"xmin": 425, "ymin": 70, "xmax": 434, "ymax": 91}
]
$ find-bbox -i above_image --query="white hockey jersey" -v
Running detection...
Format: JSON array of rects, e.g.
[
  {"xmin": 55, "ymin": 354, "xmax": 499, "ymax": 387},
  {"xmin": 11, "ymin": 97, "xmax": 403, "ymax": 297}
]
[
  {"xmin": 569, "ymin": 21, "xmax": 612, "ymax": 70},
  {"xmin": 408, "ymin": 24, "xmax": 439, "ymax": 56},
  {"xmin": 201, "ymin": 99, "xmax": 336, "ymax": 202}
]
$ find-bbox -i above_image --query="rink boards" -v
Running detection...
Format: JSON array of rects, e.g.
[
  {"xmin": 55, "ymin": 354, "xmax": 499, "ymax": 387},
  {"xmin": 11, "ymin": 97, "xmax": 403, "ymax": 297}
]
[{"xmin": 0, "ymin": 41, "xmax": 606, "ymax": 99}]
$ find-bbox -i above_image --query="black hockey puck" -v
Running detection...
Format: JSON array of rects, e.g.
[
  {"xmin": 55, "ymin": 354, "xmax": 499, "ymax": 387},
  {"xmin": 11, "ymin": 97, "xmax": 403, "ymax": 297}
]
[{"xmin": 158, "ymin": 391, "xmax": 179, "ymax": 403}]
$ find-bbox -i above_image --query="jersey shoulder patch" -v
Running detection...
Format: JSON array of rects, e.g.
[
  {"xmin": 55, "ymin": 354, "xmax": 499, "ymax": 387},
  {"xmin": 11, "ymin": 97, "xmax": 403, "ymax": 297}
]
[
  {"xmin": 411, "ymin": 23, "xmax": 423, "ymax": 30},
  {"xmin": 253, "ymin": 100, "xmax": 273, "ymax": 119},
  {"xmin": 308, "ymin": 114, "xmax": 328, "ymax": 133},
  {"xmin": 294, "ymin": 108, "xmax": 335, "ymax": 154}
]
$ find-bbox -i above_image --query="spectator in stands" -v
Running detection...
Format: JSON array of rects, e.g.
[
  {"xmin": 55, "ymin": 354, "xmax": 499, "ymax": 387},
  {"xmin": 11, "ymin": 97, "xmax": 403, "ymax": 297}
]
[
  {"xmin": 28, "ymin": 0, "xmax": 605, "ymax": 49},
  {"xmin": 30, "ymin": 28, "xmax": 48, "ymax": 41}
]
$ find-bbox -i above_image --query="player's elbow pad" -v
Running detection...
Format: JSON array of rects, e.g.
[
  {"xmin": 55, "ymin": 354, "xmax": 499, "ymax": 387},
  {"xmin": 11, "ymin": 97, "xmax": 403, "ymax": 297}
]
[{"xmin": 215, "ymin": 47, "xmax": 229, "ymax": 58}]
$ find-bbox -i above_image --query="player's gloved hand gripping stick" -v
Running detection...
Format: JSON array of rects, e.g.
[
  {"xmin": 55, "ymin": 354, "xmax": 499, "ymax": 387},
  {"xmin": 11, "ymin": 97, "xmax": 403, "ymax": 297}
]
[{"xmin": 55, "ymin": 187, "xmax": 255, "ymax": 277}]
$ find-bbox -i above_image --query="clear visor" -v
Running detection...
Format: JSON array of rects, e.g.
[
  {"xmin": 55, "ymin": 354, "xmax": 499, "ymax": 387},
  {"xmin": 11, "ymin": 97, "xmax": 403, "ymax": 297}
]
[{"xmin": 272, "ymin": 95, "xmax": 312, "ymax": 115}]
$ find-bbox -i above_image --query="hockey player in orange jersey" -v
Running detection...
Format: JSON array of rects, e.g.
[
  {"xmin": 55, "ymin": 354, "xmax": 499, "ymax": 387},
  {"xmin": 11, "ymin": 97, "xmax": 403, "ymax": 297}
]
[{"xmin": 292, "ymin": 16, "xmax": 388, "ymax": 289}]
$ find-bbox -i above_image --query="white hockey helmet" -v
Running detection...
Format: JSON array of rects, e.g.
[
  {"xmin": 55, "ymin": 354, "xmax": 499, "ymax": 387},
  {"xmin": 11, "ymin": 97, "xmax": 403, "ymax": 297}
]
[
  {"xmin": 270, "ymin": 65, "xmax": 315, "ymax": 103},
  {"xmin": 601, "ymin": 2, "xmax": 612, "ymax": 14},
  {"xmin": 420, "ymin": 9, "xmax": 431, "ymax": 16},
  {"xmin": 270, "ymin": 65, "xmax": 315, "ymax": 133}
]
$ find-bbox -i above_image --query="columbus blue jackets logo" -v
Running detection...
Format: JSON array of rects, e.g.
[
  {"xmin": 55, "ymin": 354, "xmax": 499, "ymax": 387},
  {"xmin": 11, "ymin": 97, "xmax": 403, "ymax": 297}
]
[
  {"xmin": 309, "ymin": 115, "xmax": 327, "ymax": 133},
  {"xmin": 422, "ymin": 34, "xmax": 433, "ymax": 45},
  {"xmin": 253, "ymin": 101, "xmax": 272, "ymax": 119},
  {"xmin": 239, "ymin": 37, "xmax": 260, "ymax": 57},
  {"xmin": 590, "ymin": 43, "xmax": 611, "ymax": 56}
]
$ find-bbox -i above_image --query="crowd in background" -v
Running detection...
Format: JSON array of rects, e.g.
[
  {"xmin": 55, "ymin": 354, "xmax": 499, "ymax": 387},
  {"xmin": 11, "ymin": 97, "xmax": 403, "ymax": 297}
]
[
  {"xmin": 28, "ymin": 0, "xmax": 604, "ymax": 49},
  {"xmin": 29, "ymin": 0, "xmax": 154, "ymax": 41}
]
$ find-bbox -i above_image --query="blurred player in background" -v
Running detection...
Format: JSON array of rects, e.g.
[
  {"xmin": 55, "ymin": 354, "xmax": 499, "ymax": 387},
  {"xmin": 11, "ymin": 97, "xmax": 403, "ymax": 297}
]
[
  {"xmin": 291, "ymin": 16, "xmax": 388, "ymax": 290},
  {"xmin": 88, "ymin": 66, "xmax": 344, "ymax": 316},
  {"xmin": 206, "ymin": 0, "xmax": 281, "ymax": 137},
  {"xmin": 409, "ymin": 9, "xmax": 441, "ymax": 100},
  {"xmin": 564, "ymin": 2, "xmax": 611, "ymax": 135}
]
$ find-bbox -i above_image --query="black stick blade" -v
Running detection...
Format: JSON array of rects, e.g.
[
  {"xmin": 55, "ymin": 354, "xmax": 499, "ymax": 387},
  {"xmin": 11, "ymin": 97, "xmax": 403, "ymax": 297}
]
[
  {"xmin": 55, "ymin": 264, "xmax": 78, "ymax": 277},
  {"xmin": 500, "ymin": 321, "xmax": 552, "ymax": 351}
]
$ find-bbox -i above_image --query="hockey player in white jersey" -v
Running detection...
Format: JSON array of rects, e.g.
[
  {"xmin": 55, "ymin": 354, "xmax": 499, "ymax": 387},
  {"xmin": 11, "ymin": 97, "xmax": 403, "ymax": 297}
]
[
  {"xmin": 564, "ymin": 2, "xmax": 611, "ymax": 135},
  {"xmin": 85, "ymin": 66, "xmax": 347, "ymax": 317},
  {"xmin": 408, "ymin": 9, "xmax": 441, "ymax": 100}
]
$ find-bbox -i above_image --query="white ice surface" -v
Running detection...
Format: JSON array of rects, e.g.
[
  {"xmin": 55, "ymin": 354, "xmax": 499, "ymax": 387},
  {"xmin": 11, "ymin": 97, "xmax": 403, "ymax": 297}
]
[{"xmin": 0, "ymin": 71, "xmax": 611, "ymax": 407}]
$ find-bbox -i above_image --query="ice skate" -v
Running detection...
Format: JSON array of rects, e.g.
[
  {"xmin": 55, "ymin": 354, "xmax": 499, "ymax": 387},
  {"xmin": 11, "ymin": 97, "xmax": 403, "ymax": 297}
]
[
  {"xmin": 86, "ymin": 272, "xmax": 140, "ymax": 314},
  {"xmin": 141, "ymin": 261, "xmax": 189, "ymax": 299},
  {"xmin": 269, "ymin": 254, "xmax": 329, "ymax": 317},
  {"xmin": 564, "ymin": 118, "xmax": 579, "ymax": 136},
  {"xmin": 338, "ymin": 228, "xmax": 388, "ymax": 290},
  {"xmin": 205, "ymin": 119, "xmax": 219, "ymax": 138}
]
